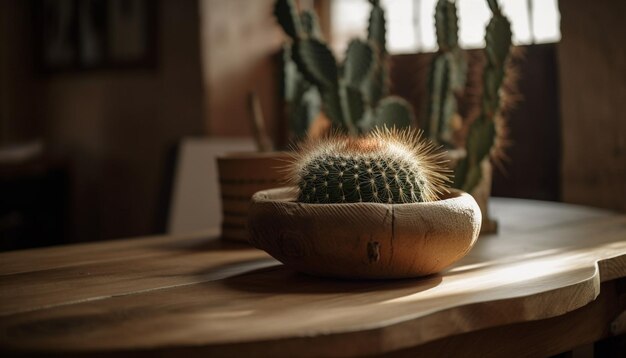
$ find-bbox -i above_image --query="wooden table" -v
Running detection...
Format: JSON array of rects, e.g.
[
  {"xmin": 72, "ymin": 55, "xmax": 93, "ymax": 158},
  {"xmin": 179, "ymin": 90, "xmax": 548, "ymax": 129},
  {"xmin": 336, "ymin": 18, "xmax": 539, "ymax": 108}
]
[{"xmin": 1, "ymin": 198, "xmax": 626, "ymax": 357}]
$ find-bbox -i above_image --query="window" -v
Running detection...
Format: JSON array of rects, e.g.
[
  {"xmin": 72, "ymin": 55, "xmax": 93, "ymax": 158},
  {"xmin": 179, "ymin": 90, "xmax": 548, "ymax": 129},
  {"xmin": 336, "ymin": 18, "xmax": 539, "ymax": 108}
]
[{"xmin": 330, "ymin": 0, "xmax": 561, "ymax": 55}]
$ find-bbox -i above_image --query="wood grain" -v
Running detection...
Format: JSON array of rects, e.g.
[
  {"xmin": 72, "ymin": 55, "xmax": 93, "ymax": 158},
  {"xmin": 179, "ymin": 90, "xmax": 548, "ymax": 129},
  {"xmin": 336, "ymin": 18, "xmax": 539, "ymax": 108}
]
[
  {"xmin": 0, "ymin": 199, "xmax": 625, "ymax": 356},
  {"xmin": 384, "ymin": 279, "xmax": 626, "ymax": 358},
  {"xmin": 249, "ymin": 188, "xmax": 481, "ymax": 278}
]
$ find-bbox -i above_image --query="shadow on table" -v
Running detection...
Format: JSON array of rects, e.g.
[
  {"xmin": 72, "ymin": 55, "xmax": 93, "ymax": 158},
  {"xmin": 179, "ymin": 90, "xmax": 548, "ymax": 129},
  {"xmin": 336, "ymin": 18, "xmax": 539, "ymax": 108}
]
[
  {"xmin": 217, "ymin": 264, "xmax": 443, "ymax": 295},
  {"xmin": 158, "ymin": 235, "xmax": 254, "ymax": 252}
]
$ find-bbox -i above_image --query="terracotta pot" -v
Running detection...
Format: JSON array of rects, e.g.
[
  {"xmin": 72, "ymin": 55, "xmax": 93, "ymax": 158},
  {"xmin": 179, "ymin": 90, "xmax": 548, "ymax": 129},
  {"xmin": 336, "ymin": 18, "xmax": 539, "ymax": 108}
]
[
  {"xmin": 248, "ymin": 187, "xmax": 482, "ymax": 279},
  {"xmin": 217, "ymin": 152, "xmax": 291, "ymax": 242}
]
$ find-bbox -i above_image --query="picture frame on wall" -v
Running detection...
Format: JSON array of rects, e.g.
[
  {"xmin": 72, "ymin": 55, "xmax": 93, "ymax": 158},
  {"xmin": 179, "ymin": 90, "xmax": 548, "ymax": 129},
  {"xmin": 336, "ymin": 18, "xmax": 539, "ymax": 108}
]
[{"xmin": 33, "ymin": 0, "xmax": 157, "ymax": 72}]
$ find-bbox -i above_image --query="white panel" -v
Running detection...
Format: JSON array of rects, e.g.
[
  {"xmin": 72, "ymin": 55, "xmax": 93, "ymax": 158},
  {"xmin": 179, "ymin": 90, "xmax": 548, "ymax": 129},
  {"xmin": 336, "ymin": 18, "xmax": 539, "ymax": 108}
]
[
  {"xmin": 383, "ymin": 0, "xmax": 418, "ymax": 53},
  {"xmin": 168, "ymin": 138, "xmax": 256, "ymax": 235},
  {"xmin": 532, "ymin": 0, "xmax": 561, "ymax": 43},
  {"xmin": 330, "ymin": 0, "xmax": 561, "ymax": 53},
  {"xmin": 419, "ymin": 0, "xmax": 438, "ymax": 52},
  {"xmin": 330, "ymin": 0, "xmax": 369, "ymax": 58},
  {"xmin": 500, "ymin": 0, "xmax": 532, "ymax": 44},
  {"xmin": 457, "ymin": 0, "xmax": 491, "ymax": 48}
]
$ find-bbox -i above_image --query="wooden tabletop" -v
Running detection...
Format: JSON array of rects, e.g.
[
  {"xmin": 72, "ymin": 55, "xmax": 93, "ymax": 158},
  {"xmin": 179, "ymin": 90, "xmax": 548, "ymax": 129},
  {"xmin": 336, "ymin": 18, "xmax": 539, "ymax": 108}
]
[{"xmin": 1, "ymin": 198, "xmax": 626, "ymax": 357}]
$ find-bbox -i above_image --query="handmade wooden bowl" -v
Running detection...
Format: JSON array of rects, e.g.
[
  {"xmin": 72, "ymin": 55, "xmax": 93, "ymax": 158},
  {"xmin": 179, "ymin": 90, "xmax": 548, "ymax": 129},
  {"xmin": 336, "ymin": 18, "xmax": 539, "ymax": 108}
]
[{"xmin": 248, "ymin": 187, "xmax": 482, "ymax": 279}]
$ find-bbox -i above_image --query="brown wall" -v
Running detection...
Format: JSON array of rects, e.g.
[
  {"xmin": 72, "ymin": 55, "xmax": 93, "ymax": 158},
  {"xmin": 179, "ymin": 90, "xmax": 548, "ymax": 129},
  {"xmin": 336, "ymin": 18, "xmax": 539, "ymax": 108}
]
[
  {"xmin": 558, "ymin": 0, "xmax": 626, "ymax": 212},
  {"xmin": 199, "ymin": 0, "xmax": 284, "ymax": 142},
  {"xmin": 2, "ymin": 0, "xmax": 290, "ymax": 244},
  {"xmin": 1, "ymin": 0, "xmax": 206, "ymax": 242},
  {"xmin": 0, "ymin": 1, "xmax": 42, "ymax": 145},
  {"xmin": 43, "ymin": 0, "xmax": 205, "ymax": 241}
]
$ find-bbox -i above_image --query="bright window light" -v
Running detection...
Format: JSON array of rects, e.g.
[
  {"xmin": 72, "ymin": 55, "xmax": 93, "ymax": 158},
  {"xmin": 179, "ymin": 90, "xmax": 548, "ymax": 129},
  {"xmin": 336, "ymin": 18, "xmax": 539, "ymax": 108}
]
[
  {"xmin": 531, "ymin": 0, "xmax": 561, "ymax": 43},
  {"xmin": 331, "ymin": 0, "xmax": 561, "ymax": 55}
]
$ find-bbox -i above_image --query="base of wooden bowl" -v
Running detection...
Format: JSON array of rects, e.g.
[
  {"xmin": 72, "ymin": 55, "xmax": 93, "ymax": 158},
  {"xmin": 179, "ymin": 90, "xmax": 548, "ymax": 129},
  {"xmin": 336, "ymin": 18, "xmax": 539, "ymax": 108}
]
[{"xmin": 248, "ymin": 187, "xmax": 482, "ymax": 279}]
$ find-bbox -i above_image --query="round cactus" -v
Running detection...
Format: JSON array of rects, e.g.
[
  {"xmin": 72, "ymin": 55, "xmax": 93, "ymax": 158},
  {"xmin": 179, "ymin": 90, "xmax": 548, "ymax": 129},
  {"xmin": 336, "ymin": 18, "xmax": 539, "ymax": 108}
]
[{"xmin": 289, "ymin": 127, "xmax": 450, "ymax": 204}]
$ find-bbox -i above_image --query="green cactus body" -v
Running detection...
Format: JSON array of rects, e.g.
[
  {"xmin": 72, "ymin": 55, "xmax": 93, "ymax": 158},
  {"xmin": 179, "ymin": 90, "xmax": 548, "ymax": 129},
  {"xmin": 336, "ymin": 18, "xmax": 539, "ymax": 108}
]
[
  {"xmin": 367, "ymin": 96, "xmax": 415, "ymax": 130},
  {"xmin": 283, "ymin": 44, "xmax": 320, "ymax": 140},
  {"xmin": 281, "ymin": 6, "xmax": 324, "ymax": 140},
  {"xmin": 363, "ymin": 0, "xmax": 389, "ymax": 106},
  {"xmin": 426, "ymin": 0, "xmax": 466, "ymax": 147},
  {"xmin": 453, "ymin": 0, "xmax": 512, "ymax": 192},
  {"xmin": 291, "ymin": 128, "xmax": 449, "ymax": 204}
]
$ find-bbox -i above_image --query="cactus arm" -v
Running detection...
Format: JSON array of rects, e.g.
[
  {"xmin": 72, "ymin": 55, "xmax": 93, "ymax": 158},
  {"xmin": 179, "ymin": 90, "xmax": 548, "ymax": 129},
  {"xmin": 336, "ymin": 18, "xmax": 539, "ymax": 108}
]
[
  {"xmin": 289, "ymin": 38, "xmax": 361, "ymax": 132},
  {"xmin": 426, "ymin": 0, "xmax": 466, "ymax": 146},
  {"xmin": 486, "ymin": 0, "xmax": 500, "ymax": 13},
  {"xmin": 300, "ymin": 10, "xmax": 323, "ymax": 40},
  {"xmin": 289, "ymin": 88, "xmax": 319, "ymax": 140},
  {"xmin": 339, "ymin": 84, "xmax": 363, "ymax": 135},
  {"xmin": 274, "ymin": 0, "xmax": 301, "ymax": 40},
  {"xmin": 454, "ymin": 118, "xmax": 495, "ymax": 190},
  {"xmin": 284, "ymin": 45, "xmax": 310, "ymax": 138},
  {"xmin": 320, "ymin": 89, "xmax": 346, "ymax": 130},
  {"xmin": 426, "ymin": 54, "xmax": 448, "ymax": 140},
  {"xmin": 371, "ymin": 96, "xmax": 415, "ymax": 129},
  {"xmin": 367, "ymin": 4, "xmax": 386, "ymax": 54},
  {"xmin": 343, "ymin": 39, "xmax": 375, "ymax": 88},
  {"xmin": 362, "ymin": 0, "xmax": 389, "ymax": 106},
  {"xmin": 435, "ymin": 0, "xmax": 459, "ymax": 51},
  {"xmin": 292, "ymin": 38, "xmax": 339, "ymax": 90}
]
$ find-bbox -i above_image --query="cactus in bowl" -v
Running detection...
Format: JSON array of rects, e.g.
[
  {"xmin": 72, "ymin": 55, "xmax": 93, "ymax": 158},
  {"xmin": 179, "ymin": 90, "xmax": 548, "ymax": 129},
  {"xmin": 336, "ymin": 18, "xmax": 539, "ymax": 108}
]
[
  {"xmin": 290, "ymin": 127, "xmax": 450, "ymax": 204},
  {"xmin": 250, "ymin": 128, "xmax": 479, "ymax": 279},
  {"xmin": 276, "ymin": 0, "xmax": 414, "ymax": 137}
]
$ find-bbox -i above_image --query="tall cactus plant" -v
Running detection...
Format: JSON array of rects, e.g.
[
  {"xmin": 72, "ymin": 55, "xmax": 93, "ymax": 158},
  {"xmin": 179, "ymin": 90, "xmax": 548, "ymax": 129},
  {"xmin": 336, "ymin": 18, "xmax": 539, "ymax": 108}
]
[
  {"xmin": 282, "ymin": 10, "xmax": 323, "ymax": 140},
  {"xmin": 426, "ymin": 0, "xmax": 514, "ymax": 193},
  {"xmin": 276, "ymin": 0, "xmax": 414, "ymax": 137},
  {"xmin": 453, "ymin": 0, "xmax": 513, "ymax": 192},
  {"xmin": 363, "ymin": 0, "xmax": 389, "ymax": 107},
  {"xmin": 425, "ymin": 0, "xmax": 467, "ymax": 147}
]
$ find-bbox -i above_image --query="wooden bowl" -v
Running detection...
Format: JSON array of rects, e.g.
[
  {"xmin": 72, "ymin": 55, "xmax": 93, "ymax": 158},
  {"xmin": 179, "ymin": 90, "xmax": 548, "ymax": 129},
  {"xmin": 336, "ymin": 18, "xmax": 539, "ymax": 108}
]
[{"xmin": 248, "ymin": 187, "xmax": 482, "ymax": 279}]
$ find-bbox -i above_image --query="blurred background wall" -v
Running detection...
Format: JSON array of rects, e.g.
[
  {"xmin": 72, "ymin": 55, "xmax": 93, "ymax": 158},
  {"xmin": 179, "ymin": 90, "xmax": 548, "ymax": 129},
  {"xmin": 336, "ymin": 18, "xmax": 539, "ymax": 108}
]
[
  {"xmin": 1, "ymin": 0, "xmax": 205, "ymax": 244},
  {"xmin": 0, "ymin": 0, "xmax": 624, "ymax": 249},
  {"xmin": 558, "ymin": 0, "xmax": 626, "ymax": 212}
]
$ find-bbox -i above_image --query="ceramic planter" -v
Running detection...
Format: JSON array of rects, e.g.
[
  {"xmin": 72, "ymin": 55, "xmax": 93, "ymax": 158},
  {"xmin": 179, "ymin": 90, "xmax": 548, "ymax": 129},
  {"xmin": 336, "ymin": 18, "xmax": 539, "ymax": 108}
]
[
  {"xmin": 217, "ymin": 151, "xmax": 291, "ymax": 242},
  {"xmin": 248, "ymin": 187, "xmax": 482, "ymax": 279}
]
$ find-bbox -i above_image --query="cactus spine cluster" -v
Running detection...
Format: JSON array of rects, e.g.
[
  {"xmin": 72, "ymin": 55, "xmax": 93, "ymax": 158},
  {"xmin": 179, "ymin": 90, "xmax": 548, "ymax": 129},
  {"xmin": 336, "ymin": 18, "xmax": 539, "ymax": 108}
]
[
  {"xmin": 290, "ymin": 128, "xmax": 449, "ymax": 204},
  {"xmin": 276, "ymin": 0, "xmax": 413, "ymax": 137},
  {"xmin": 426, "ymin": 0, "xmax": 513, "ymax": 193}
]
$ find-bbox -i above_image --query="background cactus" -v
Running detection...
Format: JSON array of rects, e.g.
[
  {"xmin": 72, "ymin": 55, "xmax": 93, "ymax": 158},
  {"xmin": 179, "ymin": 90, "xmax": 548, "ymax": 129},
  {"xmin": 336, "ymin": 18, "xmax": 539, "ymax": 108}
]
[
  {"xmin": 276, "ymin": 0, "xmax": 412, "ymax": 137},
  {"xmin": 362, "ymin": 0, "xmax": 389, "ymax": 107},
  {"xmin": 425, "ymin": 0, "xmax": 514, "ymax": 193},
  {"xmin": 425, "ymin": 0, "xmax": 467, "ymax": 147},
  {"xmin": 452, "ymin": 0, "xmax": 513, "ymax": 192},
  {"xmin": 279, "ymin": 0, "xmax": 515, "ymax": 195},
  {"xmin": 282, "ymin": 9, "xmax": 323, "ymax": 140},
  {"xmin": 290, "ymin": 127, "xmax": 449, "ymax": 204}
]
